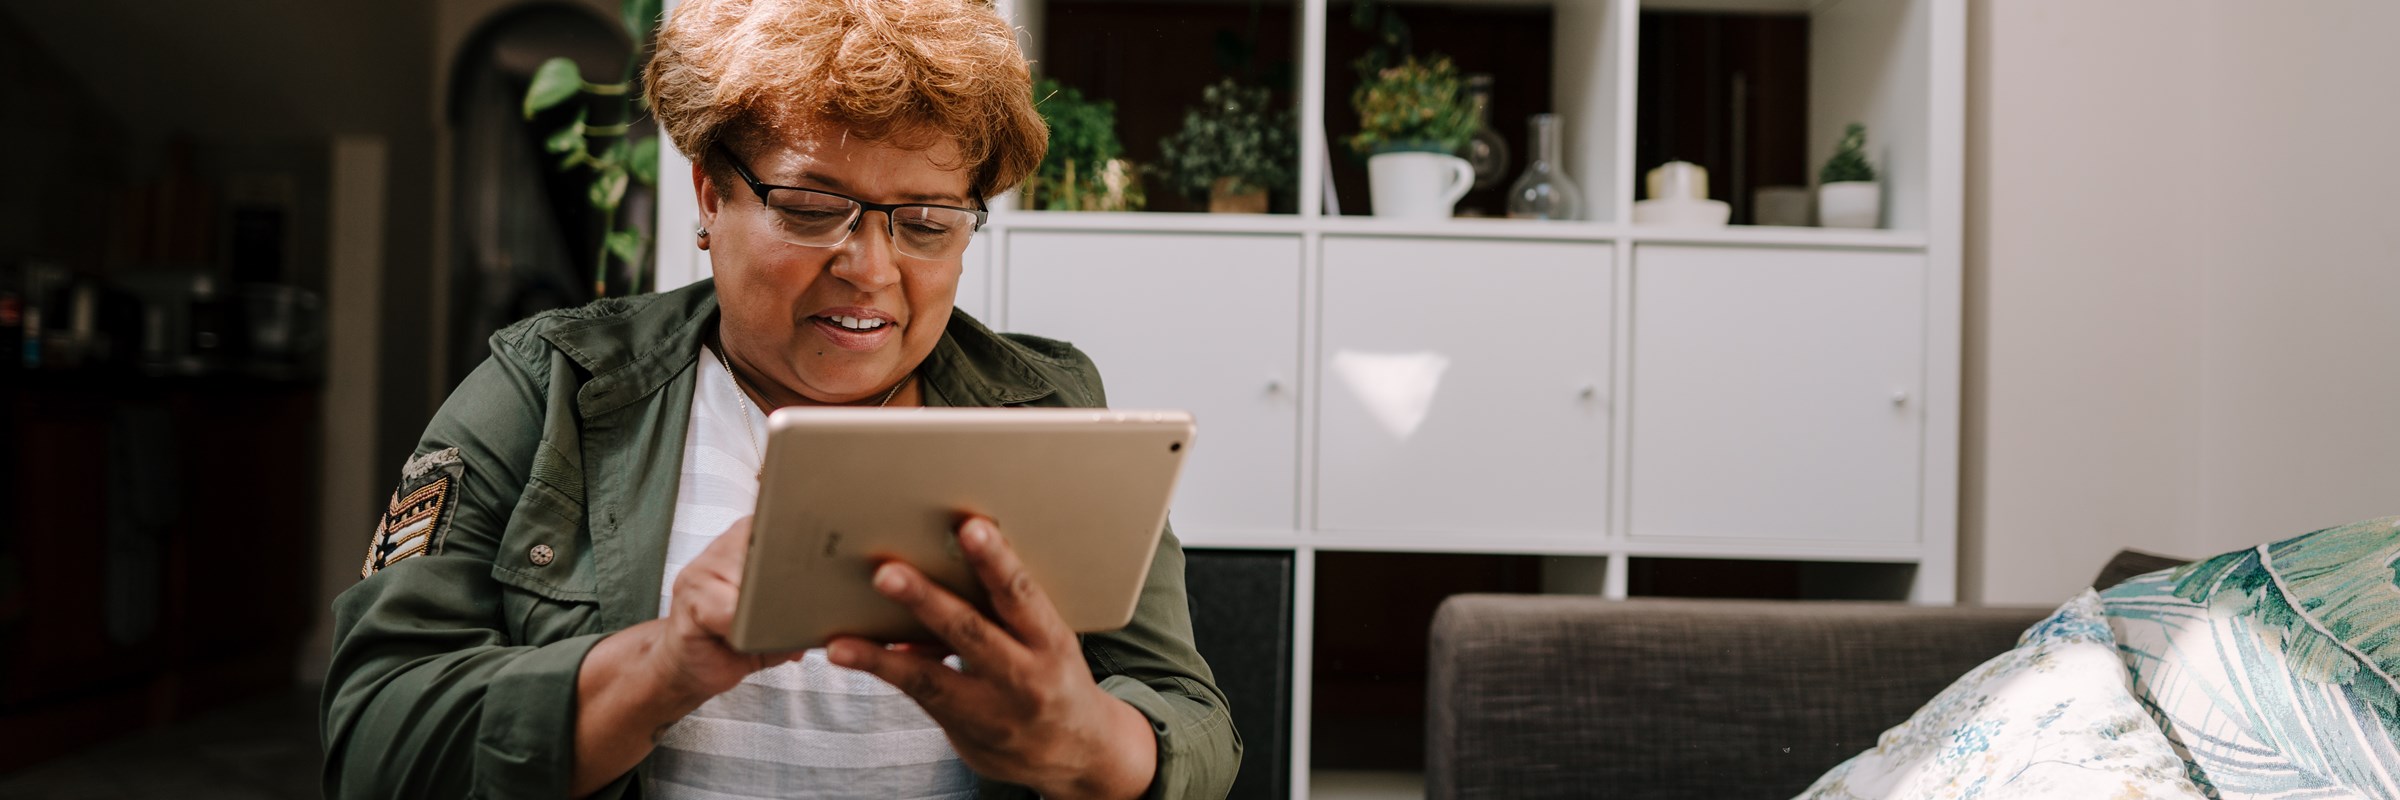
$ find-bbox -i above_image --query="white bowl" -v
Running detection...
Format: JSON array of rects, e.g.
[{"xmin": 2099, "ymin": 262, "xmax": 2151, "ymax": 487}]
[{"xmin": 1632, "ymin": 198, "xmax": 1731, "ymax": 227}]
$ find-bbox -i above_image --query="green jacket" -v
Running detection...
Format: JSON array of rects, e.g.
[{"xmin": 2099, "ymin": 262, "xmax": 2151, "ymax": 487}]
[{"xmin": 322, "ymin": 279, "xmax": 1239, "ymax": 799}]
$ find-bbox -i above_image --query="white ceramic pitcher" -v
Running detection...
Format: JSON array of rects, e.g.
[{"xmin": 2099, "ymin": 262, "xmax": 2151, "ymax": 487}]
[{"xmin": 1368, "ymin": 152, "xmax": 1474, "ymax": 220}]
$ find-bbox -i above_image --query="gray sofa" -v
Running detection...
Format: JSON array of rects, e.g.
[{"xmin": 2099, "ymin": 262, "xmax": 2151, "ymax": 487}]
[{"xmin": 1424, "ymin": 596, "xmax": 2052, "ymax": 800}]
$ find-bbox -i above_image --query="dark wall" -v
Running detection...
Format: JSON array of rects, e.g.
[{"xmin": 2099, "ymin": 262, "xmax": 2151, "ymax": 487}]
[
  {"xmin": 0, "ymin": 13, "xmax": 128, "ymax": 271},
  {"xmin": 0, "ymin": 0, "xmax": 439, "ymax": 713},
  {"xmin": 2, "ymin": 0, "xmax": 442, "ymax": 508},
  {"xmin": 1635, "ymin": 11, "xmax": 1811, "ymax": 224}
]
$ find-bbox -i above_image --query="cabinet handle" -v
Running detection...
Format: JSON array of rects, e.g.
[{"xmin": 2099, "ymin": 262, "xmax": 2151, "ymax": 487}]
[
  {"xmin": 1892, "ymin": 391, "xmax": 1911, "ymax": 408},
  {"xmin": 1579, "ymin": 384, "xmax": 1609, "ymax": 410},
  {"xmin": 1266, "ymin": 378, "xmax": 1284, "ymax": 395}
]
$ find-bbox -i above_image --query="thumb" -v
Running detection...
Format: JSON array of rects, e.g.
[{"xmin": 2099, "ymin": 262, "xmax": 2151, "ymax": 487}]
[{"xmin": 702, "ymin": 516, "xmax": 755, "ymax": 562}]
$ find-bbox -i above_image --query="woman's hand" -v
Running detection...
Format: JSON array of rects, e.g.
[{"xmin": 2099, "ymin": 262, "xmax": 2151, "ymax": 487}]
[
  {"xmin": 826, "ymin": 517, "xmax": 1160, "ymax": 800},
  {"xmin": 574, "ymin": 517, "xmax": 806, "ymax": 797},
  {"xmin": 646, "ymin": 516, "xmax": 809, "ymax": 701}
]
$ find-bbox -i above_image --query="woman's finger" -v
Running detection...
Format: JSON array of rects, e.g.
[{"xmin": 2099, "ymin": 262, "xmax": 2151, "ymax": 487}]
[
  {"xmin": 825, "ymin": 636, "xmax": 975, "ymax": 717},
  {"xmin": 870, "ymin": 560, "xmax": 1026, "ymax": 670},
  {"xmin": 687, "ymin": 516, "xmax": 755, "ymax": 579},
  {"xmin": 956, "ymin": 518, "xmax": 1070, "ymax": 652},
  {"xmin": 686, "ymin": 573, "xmax": 743, "ymax": 635}
]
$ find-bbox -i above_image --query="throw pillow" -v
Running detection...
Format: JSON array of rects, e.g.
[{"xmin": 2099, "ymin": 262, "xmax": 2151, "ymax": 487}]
[
  {"xmin": 2102, "ymin": 515, "xmax": 2400, "ymax": 798},
  {"xmin": 1793, "ymin": 590, "xmax": 2206, "ymax": 800},
  {"xmin": 2092, "ymin": 548, "xmax": 2188, "ymax": 593}
]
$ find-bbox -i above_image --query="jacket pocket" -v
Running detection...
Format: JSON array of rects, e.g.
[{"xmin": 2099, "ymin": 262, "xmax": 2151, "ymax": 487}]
[{"xmin": 490, "ymin": 477, "xmax": 600, "ymax": 644}]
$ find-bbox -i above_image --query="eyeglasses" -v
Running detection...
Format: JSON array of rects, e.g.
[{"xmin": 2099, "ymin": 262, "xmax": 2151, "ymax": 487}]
[{"xmin": 717, "ymin": 146, "xmax": 987, "ymax": 261}]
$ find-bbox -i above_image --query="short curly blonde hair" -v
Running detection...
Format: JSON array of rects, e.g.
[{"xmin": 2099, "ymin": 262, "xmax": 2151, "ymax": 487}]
[{"xmin": 644, "ymin": 0, "xmax": 1045, "ymax": 199}]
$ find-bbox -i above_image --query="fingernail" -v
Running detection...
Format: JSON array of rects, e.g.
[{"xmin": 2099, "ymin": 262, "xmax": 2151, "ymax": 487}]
[
  {"xmin": 873, "ymin": 564, "xmax": 904, "ymax": 594},
  {"xmin": 826, "ymin": 640, "xmax": 857, "ymax": 666},
  {"xmin": 961, "ymin": 519, "xmax": 989, "ymax": 548}
]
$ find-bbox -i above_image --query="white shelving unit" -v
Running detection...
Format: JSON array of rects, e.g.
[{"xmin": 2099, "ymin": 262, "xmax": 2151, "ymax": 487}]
[{"xmin": 655, "ymin": 0, "xmax": 1963, "ymax": 796}]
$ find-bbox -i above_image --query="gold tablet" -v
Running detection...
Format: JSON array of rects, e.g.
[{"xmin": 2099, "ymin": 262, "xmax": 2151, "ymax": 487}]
[{"xmin": 729, "ymin": 407, "xmax": 1195, "ymax": 653}]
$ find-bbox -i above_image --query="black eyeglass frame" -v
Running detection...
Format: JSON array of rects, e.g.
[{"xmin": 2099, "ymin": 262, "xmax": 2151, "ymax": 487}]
[{"xmin": 714, "ymin": 145, "xmax": 989, "ymax": 251}]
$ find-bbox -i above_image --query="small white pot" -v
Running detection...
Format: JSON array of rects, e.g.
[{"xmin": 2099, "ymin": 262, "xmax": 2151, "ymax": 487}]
[
  {"xmin": 1818, "ymin": 181, "xmax": 1882, "ymax": 228},
  {"xmin": 1368, "ymin": 152, "xmax": 1474, "ymax": 220}
]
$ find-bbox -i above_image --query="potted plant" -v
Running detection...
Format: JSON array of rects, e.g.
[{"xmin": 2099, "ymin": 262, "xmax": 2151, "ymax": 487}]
[
  {"xmin": 1158, "ymin": 78, "xmax": 1296, "ymax": 214},
  {"xmin": 1818, "ymin": 122, "xmax": 1880, "ymax": 228},
  {"xmin": 1026, "ymin": 78, "xmax": 1144, "ymax": 212},
  {"xmin": 1350, "ymin": 54, "xmax": 1479, "ymax": 219}
]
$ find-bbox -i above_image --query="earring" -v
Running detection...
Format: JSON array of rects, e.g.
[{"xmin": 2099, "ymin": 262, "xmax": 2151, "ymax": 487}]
[{"xmin": 696, "ymin": 225, "xmax": 710, "ymax": 250}]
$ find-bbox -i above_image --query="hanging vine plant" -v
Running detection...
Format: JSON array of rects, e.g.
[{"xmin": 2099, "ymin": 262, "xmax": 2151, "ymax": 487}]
[{"xmin": 522, "ymin": 0, "xmax": 661, "ymax": 297}]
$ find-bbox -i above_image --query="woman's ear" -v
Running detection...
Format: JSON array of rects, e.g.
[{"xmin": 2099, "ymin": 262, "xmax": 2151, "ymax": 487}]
[{"xmin": 693, "ymin": 159, "xmax": 722, "ymax": 231}]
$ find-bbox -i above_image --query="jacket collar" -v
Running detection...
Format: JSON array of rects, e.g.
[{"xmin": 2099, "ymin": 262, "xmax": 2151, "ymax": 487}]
[
  {"xmin": 920, "ymin": 311, "xmax": 1059, "ymax": 407},
  {"xmin": 535, "ymin": 278, "xmax": 1057, "ymax": 413},
  {"xmin": 535, "ymin": 280, "xmax": 719, "ymax": 418}
]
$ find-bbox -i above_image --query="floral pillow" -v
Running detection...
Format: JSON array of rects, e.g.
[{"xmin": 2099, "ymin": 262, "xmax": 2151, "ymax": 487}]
[
  {"xmin": 1793, "ymin": 590, "xmax": 2206, "ymax": 800},
  {"xmin": 2102, "ymin": 515, "xmax": 2400, "ymax": 798}
]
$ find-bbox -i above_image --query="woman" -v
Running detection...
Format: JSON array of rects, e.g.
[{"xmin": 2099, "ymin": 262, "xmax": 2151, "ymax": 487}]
[{"xmin": 320, "ymin": 0, "xmax": 1239, "ymax": 797}]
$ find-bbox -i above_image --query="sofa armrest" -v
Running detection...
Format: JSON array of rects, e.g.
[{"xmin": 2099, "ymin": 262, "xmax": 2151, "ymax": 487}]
[{"xmin": 1426, "ymin": 595, "xmax": 2050, "ymax": 800}]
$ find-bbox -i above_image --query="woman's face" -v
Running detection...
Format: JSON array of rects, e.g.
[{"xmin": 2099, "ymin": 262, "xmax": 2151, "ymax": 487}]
[{"xmin": 696, "ymin": 125, "xmax": 972, "ymax": 405}]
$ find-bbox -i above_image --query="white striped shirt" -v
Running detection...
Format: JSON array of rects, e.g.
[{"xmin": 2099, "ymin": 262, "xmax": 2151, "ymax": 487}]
[{"xmin": 648, "ymin": 346, "xmax": 974, "ymax": 799}]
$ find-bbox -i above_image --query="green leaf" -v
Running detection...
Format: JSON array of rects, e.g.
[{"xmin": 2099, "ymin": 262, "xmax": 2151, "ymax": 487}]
[
  {"xmin": 1348, "ymin": 54, "xmax": 1475, "ymax": 156},
  {"xmin": 588, "ymin": 166, "xmax": 630, "ymax": 211},
  {"xmin": 544, "ymin": 109, "xmax": 588, "ymax": 155},
  {"xmin": 627, "ymin": 138, "xmax": 659, "ymax": 186},
  {"xmin": 600, "ymin": 139, "xmax": 631, "ymax": 168},
  {"xmin": 605, "ymin": 229, "xmax": 646, "ymax": 266},
  {"xmin": 1032, "ymin": 78, "xmax": 1124, "ymax": 185},
  {"xmin": 1820, "ymin": 122, "xmax": 1877, "ymax": 184},
  {"xmin": 621, "ymin": 0, "xmax": 662, "ymax": 49},
  {"xmin": 524, "ymin": 57, "xmax": 585, "ymax": 119},
  {"xmin": 1157, "ymin": 77, "xmax": 1296, "ymax": 201}
]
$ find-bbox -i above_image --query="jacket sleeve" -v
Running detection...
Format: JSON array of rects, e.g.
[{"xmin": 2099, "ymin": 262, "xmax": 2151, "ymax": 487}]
[{"xmin": 320, "ymin": 336, "xmax": 634, "ymax": 799}]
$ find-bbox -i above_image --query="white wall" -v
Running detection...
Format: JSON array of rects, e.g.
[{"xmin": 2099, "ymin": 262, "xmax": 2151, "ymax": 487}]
[
  {"xmin": 1965, "ymin": 1, "xmax": 2400, "ymax": 605},
  {"xmin": 2191, "ymin": 4, "xmax": 2400, "ymax": 555}
]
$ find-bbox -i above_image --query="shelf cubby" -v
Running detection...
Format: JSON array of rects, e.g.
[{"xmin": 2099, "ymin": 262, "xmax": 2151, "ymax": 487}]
[
  {"xmin": 1632, "ymin": 0, "xmax": 1935, "ymax": 230},
  {"xmin": 1021, "ymin": 0, "xmax": 1305, "ymax": 214},
  {"xmin": 1308, "ymin": 551, "xmax": 1604, "ymax": 774},
  {"xmin": 1625, "ymin": 556, "xmax": 1918, "ymax": 601}
]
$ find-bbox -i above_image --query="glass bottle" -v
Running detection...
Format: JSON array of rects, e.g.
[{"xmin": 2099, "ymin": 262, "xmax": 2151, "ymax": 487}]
[
  {"xmin": 1462, "ymin": 74, "xmax": 1511, "ymax": 192},
  {"xmin": 1507, "ymin": 113, "xmax": 1583, "ymax": 221}
]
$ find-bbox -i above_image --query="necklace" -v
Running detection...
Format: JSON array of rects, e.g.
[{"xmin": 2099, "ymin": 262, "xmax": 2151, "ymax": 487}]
[{"xmin": 712, "ymin": 346, "xmax": 907, "ymax": 478}]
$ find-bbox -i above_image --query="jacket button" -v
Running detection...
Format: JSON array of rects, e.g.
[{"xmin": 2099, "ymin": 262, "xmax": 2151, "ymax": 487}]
[{"xmin": 529, "ymin": 544, "xmax": 555, "ymax": 567}]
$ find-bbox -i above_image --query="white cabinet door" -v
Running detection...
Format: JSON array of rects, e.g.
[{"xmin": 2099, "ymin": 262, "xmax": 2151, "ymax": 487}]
[
  {"xmin": 1316, "ymin": 238, "xmax": 1613, "ymax": 536},
  {"xmin": 1628, "ymin": 245, "xmax": 1925, "ymax": 545},
  {"xmin": 1005, "ymin": 231, "xmax": 1302, "ymax": 534},
  {"xmin": 953, "ymin": 234, "xmax": 993, "ymax": 323}
]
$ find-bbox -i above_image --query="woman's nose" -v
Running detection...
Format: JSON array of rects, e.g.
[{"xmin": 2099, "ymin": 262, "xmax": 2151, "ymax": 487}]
[{"xmin": 829, "ymin": 210, "xmax": 902, "ymax": 291}]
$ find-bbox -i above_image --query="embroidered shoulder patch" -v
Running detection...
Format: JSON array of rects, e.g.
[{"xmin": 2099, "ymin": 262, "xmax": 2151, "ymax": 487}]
[{"xmin": 362, "ymin": 447, "xmax": 467, "ymax": 579}]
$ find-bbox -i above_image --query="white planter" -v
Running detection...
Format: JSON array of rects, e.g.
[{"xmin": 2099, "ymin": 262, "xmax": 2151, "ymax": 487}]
[
  {"xmin": 1818, "ymin": 181, "xmax": 1882, "ymax": 228},
  {"xmin": 1368, "ymin": 152, "xmax": 1474, "ymax": 220}
]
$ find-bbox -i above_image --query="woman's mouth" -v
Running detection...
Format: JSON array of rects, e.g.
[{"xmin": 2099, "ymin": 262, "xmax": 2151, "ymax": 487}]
[
  {"xmin": 821, "ymin": 314, "xmax": 890, "ymax": 332},
  {"xmin": 809, "ymin": 313, "xmax": 897, "ymax": 351}
]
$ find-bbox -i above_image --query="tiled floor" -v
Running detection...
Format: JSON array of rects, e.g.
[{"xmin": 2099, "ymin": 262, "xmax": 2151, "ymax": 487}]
[{"xmin": 0, "ymin": 688, "xmax": 319, "ymax": 800}]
